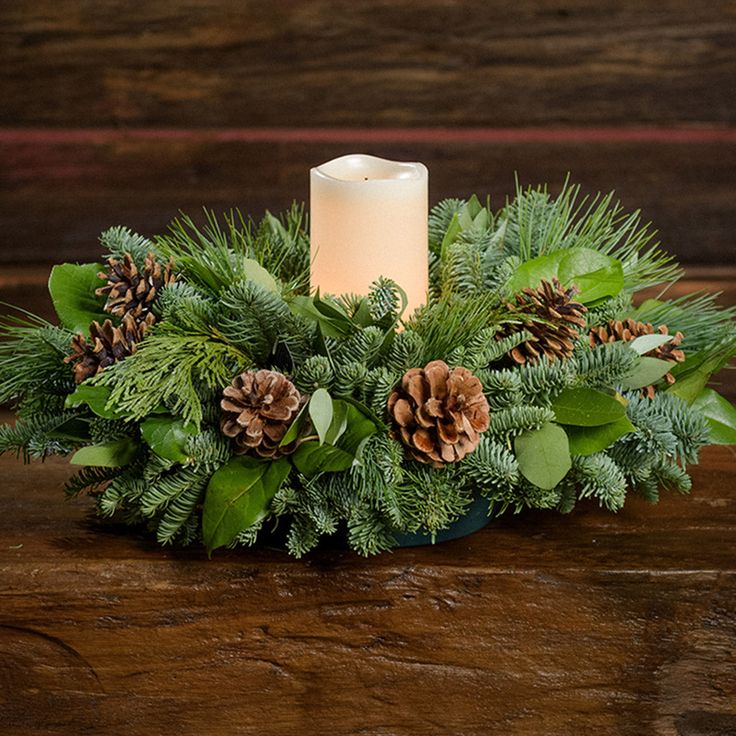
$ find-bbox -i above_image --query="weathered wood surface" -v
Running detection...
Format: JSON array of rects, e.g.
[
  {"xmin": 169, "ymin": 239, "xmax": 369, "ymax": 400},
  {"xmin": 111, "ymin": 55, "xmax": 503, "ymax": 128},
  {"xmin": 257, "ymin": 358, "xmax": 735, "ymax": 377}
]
[
  {"xmin": 2, "ymin": 136, "xmax": 736, "ymax": 264},
  {"xmin": 0, "ymin": 444, "xmax": 735, "ymax": 735},
  {"xmin": 1, "ymin": 0, "xmax": 734, "ymax": 127}
]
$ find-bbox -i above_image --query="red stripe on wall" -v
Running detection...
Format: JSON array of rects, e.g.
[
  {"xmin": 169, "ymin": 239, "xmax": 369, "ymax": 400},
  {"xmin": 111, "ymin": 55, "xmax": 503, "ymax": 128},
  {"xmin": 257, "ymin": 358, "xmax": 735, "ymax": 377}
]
[{"xmin": 1, "ymin": 127, "xmax": 735, "ymax": 145}]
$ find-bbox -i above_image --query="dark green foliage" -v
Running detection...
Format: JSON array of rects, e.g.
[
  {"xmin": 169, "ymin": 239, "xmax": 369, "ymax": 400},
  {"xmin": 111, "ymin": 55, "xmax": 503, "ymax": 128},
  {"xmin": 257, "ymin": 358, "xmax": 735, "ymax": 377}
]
[
  {"xmin": 1, "ymin": 190, "xmax": 732, "ymax": 558},
  {"xmin": 0, "ymin": 411, "xmax": 82, "ymax": 461}
]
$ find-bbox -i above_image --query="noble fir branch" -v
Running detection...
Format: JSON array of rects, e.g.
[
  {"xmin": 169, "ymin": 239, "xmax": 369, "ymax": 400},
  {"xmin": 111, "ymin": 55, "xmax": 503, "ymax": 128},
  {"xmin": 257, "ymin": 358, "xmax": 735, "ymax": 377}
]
[
  {"xmin": 396, "ymin": 465, "xmax": 472, "ymax": 538},
  {"xmin": 570, "ymin": 453, "xmax": 627, "ymax": 512},
  {"xmin": 0, "ymin": 310, "xmax": 74, "ymax": 406},
  {"xmin": 460, "ymin": 437, "xmax": 521, "ymax": 499},
  {"xmin": 439, "ymin": 239, "xmax": 486, "ymax": 297},
  {"xmin": 485, "ymin": 405, "xmax": 556, "ymax": 440},
  {"xmin": 368, "ymin": 277, "xmax": 405, "ymax": 328},
  {"xmin": 0, "ymin": 411, "xmax": 82, "ymax": 461},
  {"xmin": 347, "ymin": 507, "xmax": 397, "ymax": 556},
  {"xmin": 65, "ymin": 466, "xmax": 120, "ymax": 498},
  {"xmin": 573, "ymin": 342, "xmax": 639, "ymax": 389},
  {"xmin": 92, "ymin": 330, "xmax": 251, "ymax": 427},
  {"xmin": 99, "ymin": 225, "xmax": 158, "ymax": 264}
]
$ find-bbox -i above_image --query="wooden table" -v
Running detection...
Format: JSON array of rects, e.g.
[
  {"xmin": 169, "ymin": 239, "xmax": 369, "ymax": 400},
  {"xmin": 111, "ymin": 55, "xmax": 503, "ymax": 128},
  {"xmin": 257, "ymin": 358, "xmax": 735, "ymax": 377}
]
[{"xmin": 1, "ymin": 445, "xmax": 734, "ymax": 735}]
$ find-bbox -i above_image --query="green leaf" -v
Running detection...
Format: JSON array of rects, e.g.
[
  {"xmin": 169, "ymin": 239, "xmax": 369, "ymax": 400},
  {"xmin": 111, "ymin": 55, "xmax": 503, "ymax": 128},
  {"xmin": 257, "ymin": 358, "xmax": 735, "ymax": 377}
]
[
  {"xmin": 202, "ymin": 456, "xmax": 290, "ymax": 553},
  {"xmin": 514, "ymin": 422, "xmax": 571, "ymax": 490},
  {"xmin": 564, "ymin": 416, "xmax": 636, "ymax": 456},
  {"xmin": 572, "ymin": 261, "xmax": 624, "ymax": 304},
  {"xmin": 70, "ymin": 438, "xmax": 138, "ymax": 467},
  {"xmin": 292, "ymin": 442, "xmax": 355, "ymax": 477},
  {"xmin": 551, "ymin": 387, "xmax": 627, "ymax": 427},
  {"xmin": 140, "ymin": 415, "xmax": 197, "ymax": 463},
  {"xmin": 324, "ymin": 399, "xmax": 350, "ymax": 445},
  {"xmin": 507, "ymin": 247, "xmax": 623, "ymax": 305},
  {"xmin": 65, "ymin": 384, "xmax": 121, "ymax": 419},
  {"xmin": 279, "ymin": 402, "xmax": 309, "ymax": 447},
  {"xmin": 242, "ymin": 257, "xmax": 280, "ymax": 293},
  {"xmin": 48, "ymin": 263, "xmax": 109, "ymax": 334},
  {"xmin": 692, "ymin": 388, "xmax": 736, "ymax": 445},
  {"xmin": 309, "ymin": 388, "xmax": 333, "ymax": 445},
  {"xmin": 628, "ymin": 333, "xmax": 674, "ymax": 355},
  {"xmin": 668, "ymin": 349, "xmax": 734, "ymax": 404},
  {"xmin": 440, "ymin": 213, "xmax": 462, "ymax": 253},
  {"xmin": 292, "ymin": 401, "xmax": 377, "ymax": 477},
  {"xmin": 288, "ymin": 295, "xmax": 352, "ymax": 338},
  {"xmin": 620, "ymin": 356, "xmax": 673, "ymax": 390}
]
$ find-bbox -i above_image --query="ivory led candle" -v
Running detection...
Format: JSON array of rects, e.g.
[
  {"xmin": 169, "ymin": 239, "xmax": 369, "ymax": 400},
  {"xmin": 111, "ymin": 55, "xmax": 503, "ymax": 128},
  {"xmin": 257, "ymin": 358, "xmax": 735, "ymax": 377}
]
[{"xmin": 310, "ymin": 154, "xmax": 429, "ymax": 316}]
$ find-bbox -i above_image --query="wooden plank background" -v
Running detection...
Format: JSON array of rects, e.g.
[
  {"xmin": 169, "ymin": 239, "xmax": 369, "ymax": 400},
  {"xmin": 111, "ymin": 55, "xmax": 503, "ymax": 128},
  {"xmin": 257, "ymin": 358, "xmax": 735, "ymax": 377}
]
[{"xmin": 0, "ymin": 1, "xmax": 735, "ymax": 266}]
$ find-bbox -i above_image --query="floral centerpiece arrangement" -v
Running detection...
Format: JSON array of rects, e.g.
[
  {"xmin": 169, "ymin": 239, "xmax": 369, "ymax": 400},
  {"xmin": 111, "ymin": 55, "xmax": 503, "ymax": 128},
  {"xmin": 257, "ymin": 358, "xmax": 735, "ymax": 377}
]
[{"xmin": 1, "ymin": 181, "xmax": 734, "ymax": 557}]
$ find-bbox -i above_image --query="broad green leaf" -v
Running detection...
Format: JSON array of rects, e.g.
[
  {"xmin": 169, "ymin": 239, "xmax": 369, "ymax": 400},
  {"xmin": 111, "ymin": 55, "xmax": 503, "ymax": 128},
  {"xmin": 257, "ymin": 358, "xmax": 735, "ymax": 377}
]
[
  {"xmin": 293, "ymin": 401, "xmax": 377, "ymax": 477},
  {"xmin": 65, "ymin": 384, "xmax": 123, "ymax": 419},
  {"xmin": 552, "ymin": 387, "xmax": 627, "ymax": 426},
  {"xmin": 628, "ymin": 333, "xmax": 674, "ymax": 355},
  {"xmin": 202, "ymin": 456, "xmax": 290, "ymax": 553},
  {"xmin": 620, "ymin": 357, "xmax": 673, "ymax": 390},
  {"xmin": 292, "ymin": 442, "xmax": 355, "ymax": 477},
  {"xmin": 309, "ymin": 388, "xmax": 333, "ymax": 445},
  {"xmin": 288, "ymin": 295, "xmax": 352, "ymax": 338},
  {"xmin": 140, "ymin": 415, "xmax": 197, "ymax": 463},
  {"xmin": 70, "ymin": 438, "xmax": 137, "ymax": 467},
  {"xmin": 564, "ymin": 416, "xmax": 636, "ymax": 456},
  {"xmin": 47, "ymin": 417, "xmax": 92, "ymax": 442},
  {"xmin": 440, "ymin": 213, "xmax": 462, "ymax": 253},
  {"xmin": 324, "ymin": 399, "xmax": 350, "ymax": 445},
  {"xmin": 668, "ymin": 349, "xmax": 735, "ymax": 404},
  {"xmin": 279, "ymin": 402, "xmax": 309, "ymax": 447},
  {"xmin": 507, "ymin": 247, "xmax": 623, "ymax": 305},
  {"xmin": 242, "ymin": 257, "xmax": 279, "ymax": 293},
  {"xmin": 514, "ymin": 422, "xmax": 571, "ymax": 490},
  {"xmin": 507, "ymin": 251, "xmax": 566, "ymax": 294},
  {"xmin": 692, "ymin": 388, "xmax": 736, "ymax": 445},
  {"xmin": 48, "ymin": 263, "xmax": 109, "ymax": 334},
  {"xmin": 572, "ymin": 261, "xmax": 624, "ymax": 304}
]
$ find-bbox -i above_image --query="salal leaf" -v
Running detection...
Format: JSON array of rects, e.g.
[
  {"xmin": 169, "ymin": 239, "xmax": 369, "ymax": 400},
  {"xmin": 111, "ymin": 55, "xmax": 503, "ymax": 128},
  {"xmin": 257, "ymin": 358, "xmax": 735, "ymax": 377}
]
[
  {"xmin": 48, "ymin": 263, "xmax": 109, "ymax": 334},
  {"xmin": 552, "ymin": 387, "xmax": 627, "ymax": 427},
  {"xmin": 565, "ymin": 416, "xmax": 636, "ymax": 456},
  {"xmin": 506, "ymin": 247, "xmax": 623, "ymax": 305},
  {"xmin": 65, "ymin": 384, "xmax": 125, "ymax": 419},
  {"xmin": 293, "ymin": 401, "xmax": 377, "ymax": 478},
  {"xmin": 628, "ymin": 333, "xmax": 674, "ymax": 355},
  {"xmin": 309, "ymin": 388, "xmax": 333, "ymax": 445},
  {"xmin": 514, "ymin": 422, "xmax": 571, "ymax": 490},
  {"xmin": 620, "ymin": 356, "xmax": 673, "ymax": 390},
  {"xmin": 279, "ymin": 402, "xmax": 309, "ymax": 447},
  {"xmin": 668, "ymin": 349, "xmax": 735, "ymax": 404},
  {"xmin": 141, "ymin": 415, "xmax": 198, "ymax": 463},
  {"xmin": 70, "ymin": 438, "xmax": 137, "ymax": 467},
  {"xmin": 242, "ymin": 258, "xmax": 279, "ymax": 293},
  {"xmin": 203, "ymin": 456, "xmax": 290, "ymax": 553},
  {"xmin": 692, "ymin": 388, "xmax": 736, "ymax": 445}
]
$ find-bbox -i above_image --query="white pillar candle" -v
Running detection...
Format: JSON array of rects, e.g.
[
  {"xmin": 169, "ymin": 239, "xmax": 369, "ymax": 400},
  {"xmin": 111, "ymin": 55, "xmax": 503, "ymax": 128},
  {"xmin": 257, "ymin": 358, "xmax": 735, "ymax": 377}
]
[{"xmin": 310, "ymin": 154, "xmax": 429, "ymax": 317}]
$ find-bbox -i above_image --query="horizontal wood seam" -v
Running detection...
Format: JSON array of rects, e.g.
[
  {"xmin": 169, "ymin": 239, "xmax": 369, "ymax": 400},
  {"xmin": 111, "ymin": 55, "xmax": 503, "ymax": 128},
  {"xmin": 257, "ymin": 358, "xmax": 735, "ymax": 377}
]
[{"xmin": 2, "ymin": 127, "xmax": 736, "ymax": 145}]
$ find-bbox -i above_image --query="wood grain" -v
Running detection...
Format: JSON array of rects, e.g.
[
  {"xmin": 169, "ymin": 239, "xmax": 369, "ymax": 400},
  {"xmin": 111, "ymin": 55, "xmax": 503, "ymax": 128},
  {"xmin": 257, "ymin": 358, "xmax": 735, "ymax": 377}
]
[
  {"xmin": 1, "ymin": 0, "xmax": 734, "ymax": 127},
  {"xmin": 2, "ymin": 136, "xmax": 736, "ymax": 265},
  {"xmin": 0, "ymin": 446, "xmax": 735, "ymax": 735}
]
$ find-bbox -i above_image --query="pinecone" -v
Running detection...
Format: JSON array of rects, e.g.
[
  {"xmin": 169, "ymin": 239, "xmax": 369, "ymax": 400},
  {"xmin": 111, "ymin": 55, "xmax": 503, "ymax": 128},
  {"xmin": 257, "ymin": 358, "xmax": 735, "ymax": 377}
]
[
  {"xmin": 65, "ymin": 313, "xmax": 154, "ymax": 384},
  {"xmin": 220, "ymin": 370, "xmax": 304, "ymax": 458},
  {"xmin": 96, "ymin": 252, "xmax": 176, "ymax": 321},
  {"xmin": 388, "ymin": 360, "xmax": 490, "ymax": 468},
  {"xmin": 496, "ymin": 278, "xmax": 587, "ymax": 364},
  {"xmin": 589, "ymin": 318, "xmax": 685, "ymax": 397}
]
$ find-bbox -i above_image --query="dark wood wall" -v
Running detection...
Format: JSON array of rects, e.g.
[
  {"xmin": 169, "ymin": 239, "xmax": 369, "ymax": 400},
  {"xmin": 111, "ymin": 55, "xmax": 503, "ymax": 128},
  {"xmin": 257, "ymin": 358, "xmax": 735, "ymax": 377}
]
[{"xmin": 1, "ymin": 1, "xmax": 735, "ymax": 265}]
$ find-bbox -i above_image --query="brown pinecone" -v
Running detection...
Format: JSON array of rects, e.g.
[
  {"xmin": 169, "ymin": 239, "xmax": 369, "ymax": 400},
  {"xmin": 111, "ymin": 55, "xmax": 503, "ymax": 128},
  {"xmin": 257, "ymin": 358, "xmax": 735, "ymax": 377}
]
[
  {"xmin": 96, "ymin": 252, "xmax": 176, "ymax": 321},
  {"xmin": 496, "ymin": 278, "xmax": 588, "ymax": 365},
  {"xmin": 221, "ymin": 370, "xmax": 304, "ymax": 458},
  {"xmin": 387, "ymin": 360, "xmax": 490, "ymax": 468},
  {"xmin": 589, "ymin": 318, "xmax": 685, "ymax": 398},
  {"xmin": 65, "ymin": 313, "xmax": 154, "ymax": 384}
]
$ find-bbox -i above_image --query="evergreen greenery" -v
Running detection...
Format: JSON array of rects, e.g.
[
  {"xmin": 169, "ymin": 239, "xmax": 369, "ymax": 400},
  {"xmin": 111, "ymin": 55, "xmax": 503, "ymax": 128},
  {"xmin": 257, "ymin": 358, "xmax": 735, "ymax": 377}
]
[{"xmin": 1, "ymin": 182, "xmax": 734, "ymax": 557}]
